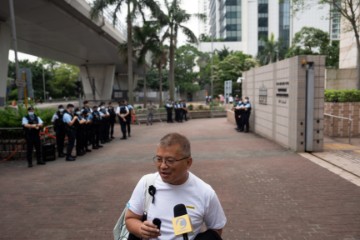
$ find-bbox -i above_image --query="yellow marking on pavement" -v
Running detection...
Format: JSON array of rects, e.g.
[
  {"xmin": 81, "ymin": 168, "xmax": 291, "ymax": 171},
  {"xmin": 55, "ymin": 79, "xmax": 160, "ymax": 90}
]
[{"xmin": 324, "ymin": 143, "xmax": 359, "ymax": 151}]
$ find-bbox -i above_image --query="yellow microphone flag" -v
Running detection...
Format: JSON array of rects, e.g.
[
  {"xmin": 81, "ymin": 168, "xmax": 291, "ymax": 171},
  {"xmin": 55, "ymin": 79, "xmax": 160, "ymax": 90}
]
[{"xmin": 172, "ymin": 214, "xmax": 193, "ymax": 236}]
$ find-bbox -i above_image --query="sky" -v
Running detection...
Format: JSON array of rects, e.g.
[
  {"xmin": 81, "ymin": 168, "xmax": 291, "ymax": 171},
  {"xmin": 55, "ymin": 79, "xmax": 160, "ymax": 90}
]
[{"xmin": 8, "ymin": 0, "xmax": 202, "ymax": 63}]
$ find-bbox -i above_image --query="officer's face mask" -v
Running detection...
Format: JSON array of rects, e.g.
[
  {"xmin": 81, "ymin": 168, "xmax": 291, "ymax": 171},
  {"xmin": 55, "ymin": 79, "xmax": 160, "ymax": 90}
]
[
  {"xmin": 28, "ymin": 112, "xmax": 35, "ymax": 117},
  {"xmin": 100, "ymin": 106, "xmax": 105, "ymax": 109},
  {"xmin": 76, "ymin": 111, "xmax": 81, "ymax": 115},
  {"xmin": 59, "ymin": 108, "xmax": 64, "ymax": 112}
]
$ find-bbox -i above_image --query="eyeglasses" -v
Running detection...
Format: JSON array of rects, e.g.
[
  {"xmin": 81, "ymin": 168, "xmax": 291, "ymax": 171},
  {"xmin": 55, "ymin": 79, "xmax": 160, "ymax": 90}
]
[{"xmin": 153, "ymin": 156, "xmax": 190, "ymax": 166}]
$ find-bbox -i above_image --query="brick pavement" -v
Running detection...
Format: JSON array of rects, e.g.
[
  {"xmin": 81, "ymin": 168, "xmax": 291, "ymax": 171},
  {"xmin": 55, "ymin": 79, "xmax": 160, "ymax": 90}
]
[{"xmin": 0, "ymin": 118, "xmax": 360, "ymax": 240}]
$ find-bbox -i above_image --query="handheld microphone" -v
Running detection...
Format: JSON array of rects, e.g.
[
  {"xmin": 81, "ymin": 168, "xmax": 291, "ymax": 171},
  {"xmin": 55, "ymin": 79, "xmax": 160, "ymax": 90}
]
[
  {"xmin": 173, "ymin": 204, "xmax": 193, "ymax": 240},
  {"xmin": 153, "ymin": 218, "xmax": 162, "ymax": 230}
]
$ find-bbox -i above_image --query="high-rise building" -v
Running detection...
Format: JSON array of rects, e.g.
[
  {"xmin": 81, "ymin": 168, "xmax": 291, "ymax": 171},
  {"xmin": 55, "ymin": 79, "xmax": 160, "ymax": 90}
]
[{"xmin": 206, "ymin": 0, "xmax": 336, "ymax": 57}]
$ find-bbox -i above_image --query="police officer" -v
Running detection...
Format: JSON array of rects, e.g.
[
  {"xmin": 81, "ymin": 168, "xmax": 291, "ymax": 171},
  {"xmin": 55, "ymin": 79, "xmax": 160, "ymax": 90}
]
[
  {"xmin": 22, "ymin": 106, "xmax": 46, "ymax": 168},
  {"xmin": 235, "ymin": 98, "xmax": 245, "ymax": 132},
  {"xmin": 99, "ymin": 102, "xmax": 110, "ymax": 143},
  {"xmin": 181, "ymin": 99, "xmax": 188, "ymax": 121},
  {"xmin": 233, "ymin": 97, "xmax": 242, "ymax": 131},
  {"xmin": 91, "ymin": 105, "xmax": 103, "ymax": 149},
  {"xmin": 116, "ymin": 100, "xmax": 129, "ymax": 140},
  {"xmin": 108, "ymin": 101, "xmax": 116, "ymax": 139},
  {"xmin": 242, "ymin": 96, "xmax": 252, "ymax": 132},
  {"xmin": 82, "ymin": 109, "xmax": 92, "ymax": 153},
  {"xmin": 63, "ymin": 104, "xmax": 78, "ymax": 161},
  {"xmin": 165, "ymin": 100, "xmax": 174, "ymax": 123},
  {"xmin": 124, "ymin": 100, "xmax": 134, "ymax": 137},
  {"xmin": 51, "ymin": 105, "xmax": 66, "ymax": 158},
  {"xmin": 83, "ymin": 100, "xmax": 92, "ymax": 113},
  {"xmin": 74, "ymin": 107, "xmax": 87, "ymax": 156}
]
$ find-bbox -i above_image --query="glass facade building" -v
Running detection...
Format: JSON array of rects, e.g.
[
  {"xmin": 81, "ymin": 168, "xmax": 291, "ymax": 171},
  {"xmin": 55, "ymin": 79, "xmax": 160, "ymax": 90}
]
[
  {"xmin": 222, "ymin": 0, "xmax": 242, "ymax": 41},
  {"xmin": 279, "ymin": 0, "xmax": 290, "ymax": 48},
  {"xmin": 257, "ymin": 0, "xmax": 269, "ymax": 51}
]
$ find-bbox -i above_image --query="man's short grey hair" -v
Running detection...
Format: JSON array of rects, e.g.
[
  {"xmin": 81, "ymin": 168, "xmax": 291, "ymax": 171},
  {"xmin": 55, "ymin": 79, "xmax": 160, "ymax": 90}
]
[{"xmin": 159, "ymin": 133, "xmax": 191, "ymax": 157}]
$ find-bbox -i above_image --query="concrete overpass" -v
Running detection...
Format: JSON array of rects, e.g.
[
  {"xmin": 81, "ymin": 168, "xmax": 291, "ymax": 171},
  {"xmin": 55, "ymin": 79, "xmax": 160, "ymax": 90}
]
[{"xmin": 0, "ymin": 0, "xmax": 142, "ymax": 105}]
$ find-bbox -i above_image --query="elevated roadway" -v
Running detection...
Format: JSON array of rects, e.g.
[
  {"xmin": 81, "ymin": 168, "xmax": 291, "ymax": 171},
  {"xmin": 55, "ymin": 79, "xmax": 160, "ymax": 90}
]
[{"xmin": 0, "ymin": 0, "xmax": 141, "ymax": 105}]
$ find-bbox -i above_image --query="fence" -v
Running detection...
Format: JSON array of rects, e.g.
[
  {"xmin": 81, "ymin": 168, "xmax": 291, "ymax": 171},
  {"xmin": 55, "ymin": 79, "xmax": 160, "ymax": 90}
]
[{"xmin": 324, "ymin": 113, "xmax": 353, "ymax": 144}]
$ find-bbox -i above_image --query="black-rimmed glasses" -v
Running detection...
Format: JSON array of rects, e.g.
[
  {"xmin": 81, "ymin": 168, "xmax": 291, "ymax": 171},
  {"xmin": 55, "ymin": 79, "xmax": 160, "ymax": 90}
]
[{"xmin": 152, "ymin": 156, "xmax": 190, "ymax": 166}]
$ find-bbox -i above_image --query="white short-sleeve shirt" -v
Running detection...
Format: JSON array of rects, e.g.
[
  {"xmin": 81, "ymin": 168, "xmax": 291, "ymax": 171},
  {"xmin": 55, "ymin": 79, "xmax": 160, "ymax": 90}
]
[{"xmin": 127, "ymin": 172, "xmax": 227, "ymax": 240}]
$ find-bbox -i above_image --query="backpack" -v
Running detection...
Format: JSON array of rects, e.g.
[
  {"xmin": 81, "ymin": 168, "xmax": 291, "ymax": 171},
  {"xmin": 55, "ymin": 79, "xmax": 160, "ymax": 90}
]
[{"xmin": 113, "ymin": 174, "xmax": 157, "ymax": 240}]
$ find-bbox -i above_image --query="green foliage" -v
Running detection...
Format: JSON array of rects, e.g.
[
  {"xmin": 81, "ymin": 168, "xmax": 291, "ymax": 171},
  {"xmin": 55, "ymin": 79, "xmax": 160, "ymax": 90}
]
[
  {"xmin": 188, "ymin": 104, "xmax": 194, "ymax": 110},
  {"xmin": 324, "ymin": 89, "xmax": 360, "ymax": 102},
  {"xmin": 286, "ymin": 27, "xmax": 339, "ymax": 68},
  {"xmin": 213, "ymin": 51, "xmax": 257, "ymax": 95},
  {"xmin": 0, "ymin": 105, "xmax": 55, "ymax": 128},
  {"xmin": 257, "ymin": 33, "xmax": 287, "ymax": 66}
]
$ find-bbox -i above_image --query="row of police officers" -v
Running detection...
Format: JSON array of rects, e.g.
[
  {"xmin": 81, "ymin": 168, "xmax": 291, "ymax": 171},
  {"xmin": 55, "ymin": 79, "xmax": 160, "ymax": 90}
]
[
  {"xmin": 164, "ymin": 100, "xmax": 188, "ymax": 123},
  {"xmin": 21, "ymin": 100, "xmax": 135, "ymax": 167}
]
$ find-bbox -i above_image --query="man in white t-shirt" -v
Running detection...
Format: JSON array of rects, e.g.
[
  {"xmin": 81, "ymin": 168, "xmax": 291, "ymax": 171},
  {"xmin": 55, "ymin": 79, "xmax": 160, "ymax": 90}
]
[{"xmin": 125, "ymin": 133, "xmax": 227, "ymax": 240}]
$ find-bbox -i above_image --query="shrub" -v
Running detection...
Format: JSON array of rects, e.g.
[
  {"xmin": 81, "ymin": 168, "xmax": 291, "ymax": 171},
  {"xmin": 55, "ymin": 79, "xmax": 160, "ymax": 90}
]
[
  {"xmin": 188, "ymin": 104, "xmax": 193, "ymax": 111},
  {"xmin": 325, "ymin": 89, "xmax": 360, "ymax": 102},
  {"xmin": 197, "ymin": 105, "xmax": 204, "ymax": 110},
  {"xmin": 0, "ymin": 105, "xmax": 55, "ymax": 128}
]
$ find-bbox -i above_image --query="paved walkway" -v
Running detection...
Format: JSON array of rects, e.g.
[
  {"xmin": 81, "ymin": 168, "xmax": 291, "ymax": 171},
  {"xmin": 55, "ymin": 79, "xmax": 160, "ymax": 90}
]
[{"xmin": 1, "ymin": 118, "xmax": 360, "ymax": 240}]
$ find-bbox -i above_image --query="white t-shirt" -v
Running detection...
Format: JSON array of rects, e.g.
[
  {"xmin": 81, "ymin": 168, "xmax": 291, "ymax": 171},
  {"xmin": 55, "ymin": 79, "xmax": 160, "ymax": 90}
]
[{"xmin": 127, "ymin": 172, "xmax": 227, "ymax": 240}]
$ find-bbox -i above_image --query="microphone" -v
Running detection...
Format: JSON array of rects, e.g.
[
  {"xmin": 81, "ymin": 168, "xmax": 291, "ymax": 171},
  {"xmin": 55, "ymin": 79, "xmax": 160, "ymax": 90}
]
[
  {"xmin": 173, "ymin": 204, "xmax": 193, "ymax": 240},
  {"xmin": 153, "ymin": 218, "xmax": 162, "ymax": 230}
]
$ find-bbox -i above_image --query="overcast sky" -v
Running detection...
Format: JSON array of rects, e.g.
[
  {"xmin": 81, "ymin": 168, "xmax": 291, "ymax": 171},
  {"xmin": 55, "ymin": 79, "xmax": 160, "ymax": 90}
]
[{"xmin": 9, "ymin": 0, "xmax": 202, "ymax": 62}]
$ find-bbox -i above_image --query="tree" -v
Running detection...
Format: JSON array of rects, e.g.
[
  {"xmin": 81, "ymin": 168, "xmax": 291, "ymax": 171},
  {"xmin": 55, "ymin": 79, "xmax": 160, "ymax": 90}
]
[
  {"xmin": 286, "ymin": 27, "xmax": 339, "ymax": 67},
  {"xmin": 292, "ymin": 0, "xmax": 360, "ymax": 88},
  {"xmin": 90, "ymin": 0, "xmax": 161, "ymax": 104},
  {"xmin": 257, "ymin": 33, "xmax": 281, "ymax": 66},
  {"xmin": 286, "ymin": 27, "xmax": 330, "ymax": 56},
  {"xmin": 212, "ymin": 51, "xmax": 257, "ymax": 95},
  {"xmin": 48, "ymin": 63, "xmax": 80, "ymax": 98},
  {"xmin": 162, "ymin": 0, "xmax": 204, "ymax": 101},
  {"xmin": 174, "ymin": 44, "xmax": 201, "ymax": 99}
]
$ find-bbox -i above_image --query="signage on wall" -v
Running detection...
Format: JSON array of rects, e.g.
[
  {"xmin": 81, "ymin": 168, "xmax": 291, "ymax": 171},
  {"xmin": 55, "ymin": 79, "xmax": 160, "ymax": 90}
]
[
  {"xmin": 259, "ymin": 84, "xmax": 267, "ymax": 105},
  {"xmin": 276, "ymin": 81, "xmax": 289, "ymax": 104}
]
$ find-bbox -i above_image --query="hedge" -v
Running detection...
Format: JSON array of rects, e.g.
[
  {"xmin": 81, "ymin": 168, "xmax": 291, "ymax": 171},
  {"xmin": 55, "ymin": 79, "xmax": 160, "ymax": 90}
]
[
  {"xmin": 324, "ymin": 89, "xmax": 360, "ymax": 102},
  {"xmin": 0, "ymin": 105, "xmax": 55, "ymax": 128}
]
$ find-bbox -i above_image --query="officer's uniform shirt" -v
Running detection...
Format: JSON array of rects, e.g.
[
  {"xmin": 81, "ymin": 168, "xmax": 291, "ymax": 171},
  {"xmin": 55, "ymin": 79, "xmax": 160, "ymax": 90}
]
[
  {"xmin": 127, "ymin": 104, "xmax": 134, "ymax": 111},
  {"xmin": 166, "ymin": 102, "xmax": 173, "ymax": 108},
  {"xmin": 51, "ymin": 113, "xmax": 59, "ymax": 123},
  {"xmin": 63, "ymin": 112, "xmax": 73, "ymax": 125},
  {"xmin": 22, "ymin": 115, "xmax": 43, "ymax": 125},
  {"xmin": 235, "ymin": 101, "xmax": 244, "ymax": 109},
  {"xmin": 116, "ymin": 106, "xmax": 129, "ymax": 115},
  {"xmin": 244, "ymin": 101, "xmax": 251, "ymax": 110}
]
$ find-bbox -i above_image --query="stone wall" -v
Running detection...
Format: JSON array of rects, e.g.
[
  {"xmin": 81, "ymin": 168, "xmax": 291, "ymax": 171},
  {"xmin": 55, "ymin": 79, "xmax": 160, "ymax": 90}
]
[
  {"xmin": 325, "ymin": 68, "xmax": 358, "ymax": 89},
  {"xmin": 241, "ymin": 55, "xmax": 325, "ymax": 152},
  {"xmin": 324, "ymin": 102, "xmax": 360, "ymax": 137}
]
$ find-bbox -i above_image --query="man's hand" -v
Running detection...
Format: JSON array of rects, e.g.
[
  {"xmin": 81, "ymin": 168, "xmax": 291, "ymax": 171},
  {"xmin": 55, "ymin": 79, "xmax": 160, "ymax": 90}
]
[{"xmin": 139, "ymin": 220, "xmax": 161, "ymax": 239}]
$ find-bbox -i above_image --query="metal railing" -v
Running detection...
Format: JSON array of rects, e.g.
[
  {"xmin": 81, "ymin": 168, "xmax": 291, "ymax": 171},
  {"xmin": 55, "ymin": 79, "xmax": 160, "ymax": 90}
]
[{"xmin": 324, "ymin": 113, "xmax": 353, "ymax": 144}]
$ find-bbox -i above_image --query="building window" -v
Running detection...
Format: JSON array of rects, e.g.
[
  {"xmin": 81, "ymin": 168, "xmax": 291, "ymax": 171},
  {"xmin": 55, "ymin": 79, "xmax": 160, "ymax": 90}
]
[
  {"xmin": 258, "ymin": 18, "xmax": 268, "ymax": 27},
  {"xmin": 226, "ymin": 24, "xmax": 237, "ymax": 31},
  {"xmin": 258, "ymin": 3, "xmax": 268, "ymax": 13}
]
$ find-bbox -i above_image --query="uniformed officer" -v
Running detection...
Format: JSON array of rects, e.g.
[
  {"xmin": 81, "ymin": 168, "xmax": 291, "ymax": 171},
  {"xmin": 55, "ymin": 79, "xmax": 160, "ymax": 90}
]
[
  {"xmin": 91, "ymin": 105, "xmax": 103, "ymax": 149},
  {"xmin": 116, "ymin": 100, "xmax": 129, "ymax": 140},
  {"xmin": 124, "ymin": 100, "xmax": 134, "ymax": 137},
  {"xmin": 181, "ymin": 99, "xmax": 188, "ymax": 121},
  {"xmin": 232, "ymin": 97, "xmax": 241, "ymax": 131},
  {"xmin": 74, "ymin": 107, "xmax": 87, "ymax": 156},
  {"xmin": 51, "ymin": 104, "xmax": 66, "ymax": 158},
  {"xmin": 63, "ymin": 104, "xmax": 78, "ymax": 161},
  {"xmin": 235, "ymin": 98, "xmax": 245, "ymax": 132},
  {"xmin": 165, "ymin": 100, "xmax": 174, "ymax": 123},
  {"xmin": 81, "ymin": 109, "xmax": 92, "ymax": 153},
  {"xmin": 83, "ymin": 100, "xmax": 92, "ymax": 113},
  {"xmin": 242, "ymin": 96, "xmax": 252, "ymax": 132},
  {"xmin": 108, "ymin": 101, "xmax": 116, "ymax": 139},
  {"xmin": 22, "ymin": 106, "xmax": 46, "ymax": 168},
  {"xmin": 99, "ymin": 102, "xmax": 110, "ymax": 143}
]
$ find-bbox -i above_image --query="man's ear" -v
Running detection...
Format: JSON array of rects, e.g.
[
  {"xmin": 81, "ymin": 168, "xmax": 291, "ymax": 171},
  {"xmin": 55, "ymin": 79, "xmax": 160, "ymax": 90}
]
[{"xmin": 187, "ymin": 157, "xmax": 193, "ymax": 169}]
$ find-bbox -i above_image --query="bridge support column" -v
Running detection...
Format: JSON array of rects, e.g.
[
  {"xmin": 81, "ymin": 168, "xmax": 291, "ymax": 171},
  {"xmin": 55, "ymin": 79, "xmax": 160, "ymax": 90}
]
[
  {"xmin": 0, "ymin": 23, "xmax": 11, "ymax": 106},
  {"xmin": 79, "ymin": 65, "xmax": 115, "ymax": 101}
]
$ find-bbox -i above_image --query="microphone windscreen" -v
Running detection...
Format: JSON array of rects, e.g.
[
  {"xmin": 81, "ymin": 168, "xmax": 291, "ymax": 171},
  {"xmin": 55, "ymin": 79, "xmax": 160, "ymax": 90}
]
[
  {"xmin": 153, "ymin": 218, "xmax": 162, "ymax": 230},
  {"xmin": 173, "ymin": 204, "xmax": 187, "ymax": 217}
]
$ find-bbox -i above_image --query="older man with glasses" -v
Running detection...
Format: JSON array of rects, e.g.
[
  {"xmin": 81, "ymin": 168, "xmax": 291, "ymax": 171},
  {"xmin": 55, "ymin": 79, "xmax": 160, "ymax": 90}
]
[{"xmin": 125, "ymin": 133, "xmax": 227, "ymax": 240}]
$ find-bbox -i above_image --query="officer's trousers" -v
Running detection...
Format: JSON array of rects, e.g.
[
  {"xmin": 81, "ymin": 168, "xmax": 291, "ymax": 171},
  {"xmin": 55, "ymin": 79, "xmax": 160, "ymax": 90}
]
[
  {"xmin": 66, "ymin": 128, "xmax": 76, "ymax": 157},
  {"xmin": 26, "ymin": 134, "xmax": 41, "ymax": 164}
]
